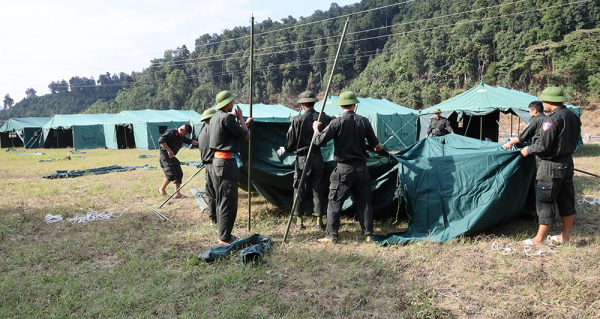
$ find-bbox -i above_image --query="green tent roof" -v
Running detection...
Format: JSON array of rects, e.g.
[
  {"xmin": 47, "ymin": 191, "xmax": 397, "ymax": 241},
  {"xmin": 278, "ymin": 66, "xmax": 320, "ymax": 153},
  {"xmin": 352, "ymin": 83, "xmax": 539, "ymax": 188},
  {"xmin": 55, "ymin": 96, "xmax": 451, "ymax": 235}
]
[
  {"xmin": 0, "ymin": 117, "xmax": 52, "ymax": 132},
  {"xmin": 105, "ymin": 109, "xmax": 200, "ymax": 124},
  {"xmin": 315, "ymin": 96, "xmax": 417, "ymax": 115},
  {"xmin": 42, "ymin": 114, "xmax": 115, "ymax": 129},
  {"xmin": 422, "ymin": 83, "xmax": 535, "ymax": 116}
]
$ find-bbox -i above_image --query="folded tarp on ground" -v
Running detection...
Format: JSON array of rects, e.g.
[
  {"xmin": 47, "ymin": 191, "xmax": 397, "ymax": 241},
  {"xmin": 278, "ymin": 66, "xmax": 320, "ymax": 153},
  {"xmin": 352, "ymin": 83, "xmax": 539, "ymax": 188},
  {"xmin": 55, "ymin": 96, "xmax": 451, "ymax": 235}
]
[
  {"xmin": 198, "ymin": 234, "xmax": 271, "ymax": 265},
  {"xmin": 43, "ymin": 164, "xmax": 156, "ymax": 179},
  {"xmin": 39, "ymin": 155, "xmax": 83, "ymax": 162},
  {"xmin": 371, "ymin": 134, "xmax": 536, "ymax": 245},
  {"xmin": 181, "ymin": 160, "xmax": 203, "ymax": 168}
]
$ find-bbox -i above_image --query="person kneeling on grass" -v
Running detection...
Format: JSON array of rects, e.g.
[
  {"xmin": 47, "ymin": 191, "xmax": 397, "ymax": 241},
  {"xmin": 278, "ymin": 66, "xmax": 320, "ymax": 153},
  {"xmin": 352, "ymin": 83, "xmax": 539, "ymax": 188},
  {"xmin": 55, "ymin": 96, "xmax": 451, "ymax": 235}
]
[{"xmin": 158, "ymin": 123, "xmax": 198, "ymax": 198}]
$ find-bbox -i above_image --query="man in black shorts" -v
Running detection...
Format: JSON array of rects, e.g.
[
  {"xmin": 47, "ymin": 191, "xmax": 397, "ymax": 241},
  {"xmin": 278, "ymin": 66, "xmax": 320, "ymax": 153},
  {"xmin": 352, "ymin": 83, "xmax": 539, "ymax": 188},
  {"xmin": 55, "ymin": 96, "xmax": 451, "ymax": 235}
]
[{"xmin": 158, "ymin": 123, "xmax": 198, "ymax": 198}]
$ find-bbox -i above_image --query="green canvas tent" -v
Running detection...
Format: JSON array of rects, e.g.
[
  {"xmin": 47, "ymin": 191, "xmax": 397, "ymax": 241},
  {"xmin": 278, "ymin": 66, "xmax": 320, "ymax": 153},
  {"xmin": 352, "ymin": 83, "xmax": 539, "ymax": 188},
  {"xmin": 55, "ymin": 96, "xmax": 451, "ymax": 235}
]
[
  {"xmin": 315, "ymin": 96, "xmax": 418, "ymax": 151},
  {"xmin": 372, "ymin": 134, "xmax": 536, "ymax": 245},
  {"xmin": 419, "ymin": 83, "xmax": 536, "ymax": 141},
  {"xmin": 103, "ymin": 109, "xmax": 200, "ymax": 150},
  {"xmin": 0, "ymin": 117, "xmax": 51, "ymax": 149},
  {"xmin": 223, "ymin": 114, "xmax": 400, "ymax": 217},
  {"xmin": 41, "ymin": 114, "xmax": 115, "ymax": 149},
  {"xmin": 190, "ymin": 103, "xmax": 294, "ymax": 140}
]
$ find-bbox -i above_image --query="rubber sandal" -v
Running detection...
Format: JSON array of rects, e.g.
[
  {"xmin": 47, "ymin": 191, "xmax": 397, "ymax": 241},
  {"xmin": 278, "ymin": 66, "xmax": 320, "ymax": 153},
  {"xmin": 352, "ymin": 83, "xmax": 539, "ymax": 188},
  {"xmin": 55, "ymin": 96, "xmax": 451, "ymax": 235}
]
[{"xmin": 520, "ymin": 239, "xmax": 543, "ymax": 247}]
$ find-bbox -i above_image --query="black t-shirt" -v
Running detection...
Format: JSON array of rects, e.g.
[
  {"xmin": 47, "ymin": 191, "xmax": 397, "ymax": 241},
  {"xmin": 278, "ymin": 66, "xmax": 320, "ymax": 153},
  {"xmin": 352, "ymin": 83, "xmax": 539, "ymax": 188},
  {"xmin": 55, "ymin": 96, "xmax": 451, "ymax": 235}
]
[
  {"xmin": 313, "ymin": 111, "xmax": 380, "ymax": 163},
  {"xmin": 285, "ymin": 108, "xmax": 331, "ymax": 155},
  {"xmin": 209, "ymin": 110, "xmax": 248, "ymax": 152},
  {"xmin": 158, "ymin": 128, "xmax": 193, "ymax": 157},
  {"xmin": 198, "ymin": 124, "xmax": 214, "ymax": 163}
]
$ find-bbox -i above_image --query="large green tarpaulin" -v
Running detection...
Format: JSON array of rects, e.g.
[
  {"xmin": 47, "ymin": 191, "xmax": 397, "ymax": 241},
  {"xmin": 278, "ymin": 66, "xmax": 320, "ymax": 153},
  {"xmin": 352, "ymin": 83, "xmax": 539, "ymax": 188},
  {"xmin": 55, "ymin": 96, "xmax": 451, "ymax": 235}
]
[
  {"xmin": 103, "ymin": 109, "xmax": 199, "ymax": 150},
  {"xmin": 315, "ymin": 96, "xmax": 418, "ymax": 151},
  {"xmin": 371, "ymin": 134, "xmax": 536, "ymax": 245},
  {"xmin": 235, "ymin": 117, "xmax": 399, "ymax": 217},
  {"xmin": 41, "ymin": 114, "xmax": 115, "ymax": 149},
  {"xmin": 0, "ymin": 117, "xmax": 51, "ymax": 149}
]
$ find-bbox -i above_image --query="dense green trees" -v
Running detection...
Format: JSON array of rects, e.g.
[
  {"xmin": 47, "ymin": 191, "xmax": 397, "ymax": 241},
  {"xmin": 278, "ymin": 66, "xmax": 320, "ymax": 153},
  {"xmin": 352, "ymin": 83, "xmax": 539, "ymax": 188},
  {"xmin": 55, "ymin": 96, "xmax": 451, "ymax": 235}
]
[{"xmin": 2, "ymin": 0, "xmax": 600, "ymax": 121}]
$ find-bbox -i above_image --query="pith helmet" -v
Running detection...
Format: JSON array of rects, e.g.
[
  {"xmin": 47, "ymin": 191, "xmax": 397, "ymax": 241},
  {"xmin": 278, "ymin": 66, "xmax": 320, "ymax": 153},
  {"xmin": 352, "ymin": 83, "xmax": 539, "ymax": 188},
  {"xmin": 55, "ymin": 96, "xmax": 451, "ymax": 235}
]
[
  {"xmin": 433, "ymin": 108, "xmax": 442, "ymax": 114},
  {"xmin": 216, "ymin": 90, "xmax": 236, "ymax": 109},
  {"xmin": 297, "ymin": 91, "xmax": 319, "ymax": 104},
  {"xmin": 336, "ymin": 91, "xmax": 360, "ymax": 106},
  {"xmin": 201, "ymin": 108, "xmax": 216, "ymax": 122},
  {"xmin": 538, "ymin": 87, "xmax": 568, "ymax": 103}
]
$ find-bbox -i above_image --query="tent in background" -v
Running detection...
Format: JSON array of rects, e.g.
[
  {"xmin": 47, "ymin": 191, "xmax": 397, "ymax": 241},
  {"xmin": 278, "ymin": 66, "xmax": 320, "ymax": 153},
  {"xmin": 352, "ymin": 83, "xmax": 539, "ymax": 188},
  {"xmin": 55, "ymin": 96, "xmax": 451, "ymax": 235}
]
[
  {"xmin": 0, "ymin": 117, "xmax": 51, "ymax": 149},
  {"xmin": 419, "ymin": 83, "xmax": 535, "ymax": 141},
  {"xmin": 190, "ymin": 103, "xmax": 294, "ymax": 140},
  {"xmin": 103, "ymin": 109, "xmax": 199, "ymax": 150},
  {"xmin": 372, "ymin": 134, "xmax": 536, "ymax": 245},
  {"xmin": 315, "ymin": 96, "xmax": 418, "ymax": 151},
  {"xmin": 40, "ymin": 114, "xmax": 115, "ymax": 149}
]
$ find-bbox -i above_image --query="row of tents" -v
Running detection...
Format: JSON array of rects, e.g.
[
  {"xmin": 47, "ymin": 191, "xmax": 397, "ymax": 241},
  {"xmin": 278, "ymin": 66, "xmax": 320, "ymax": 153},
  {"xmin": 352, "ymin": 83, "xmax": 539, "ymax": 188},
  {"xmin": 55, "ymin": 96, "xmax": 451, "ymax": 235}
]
[{"xmin": 0, "ymin": 83, "xmax": 582, "ymax": 151}]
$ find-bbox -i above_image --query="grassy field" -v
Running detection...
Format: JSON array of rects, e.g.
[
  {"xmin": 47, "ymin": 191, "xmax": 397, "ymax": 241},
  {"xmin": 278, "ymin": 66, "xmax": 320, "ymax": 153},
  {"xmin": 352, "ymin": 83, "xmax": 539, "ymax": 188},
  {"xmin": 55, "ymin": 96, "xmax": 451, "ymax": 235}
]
[{"xmin": 1, "ymin": 145, "xmax": 599, "ymax": 318}]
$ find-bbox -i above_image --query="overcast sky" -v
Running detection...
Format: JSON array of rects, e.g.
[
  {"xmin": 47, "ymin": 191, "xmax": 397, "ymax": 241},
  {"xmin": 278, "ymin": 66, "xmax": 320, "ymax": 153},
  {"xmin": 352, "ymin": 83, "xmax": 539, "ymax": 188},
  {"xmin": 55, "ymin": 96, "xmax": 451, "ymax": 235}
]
[{"xmin": 0, "ymin": 0, "xmax": 359, "ymax": 103}]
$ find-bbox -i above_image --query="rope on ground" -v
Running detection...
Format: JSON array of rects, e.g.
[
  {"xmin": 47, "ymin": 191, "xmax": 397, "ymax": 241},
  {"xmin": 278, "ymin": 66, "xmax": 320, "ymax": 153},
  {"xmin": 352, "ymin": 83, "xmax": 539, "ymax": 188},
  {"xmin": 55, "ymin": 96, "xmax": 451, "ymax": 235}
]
[
  {"xmin": 65, "ymin": 209, "xmax": 127, "ymax": 224},
  {"xmin": 578, "ymin": 195, "xmax": 600, "ymax": 205},
  {"xmin": 491, "ymin": 236, "xmax": 563, "ymax": 257},
  {"xmin": 45, "ymin": 214, "xmax": 63, "ymax": 224}
]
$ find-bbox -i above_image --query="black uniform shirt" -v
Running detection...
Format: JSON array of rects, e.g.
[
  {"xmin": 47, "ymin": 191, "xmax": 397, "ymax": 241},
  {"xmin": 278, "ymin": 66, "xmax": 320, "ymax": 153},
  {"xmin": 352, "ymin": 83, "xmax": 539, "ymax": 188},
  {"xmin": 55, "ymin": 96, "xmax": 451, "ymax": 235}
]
[
  {"xmin": 427, "ymin": 116, "xmax": 454, "ymax": 137},
  {"xmin": 198, "ymin": 124, "xmax": 214, "ymax": 163},
  {"xmin": 158, "ymin": 128, "xmax": 193, "ymax": 157},
  {"xmin": 528, "ymin": 106, "xmax": 580, "ymax": 160},
  {"xmin": 313, "ymin": 111, "xmax": 380, "ymax": 163},
  {"xmin": 518, "ymin": 113, "xmax": 545, "ymax": 145},
  {"xmin": 209, "ymin": 110, "xmax": 248, "ymax": 152},
  {"xmin": 285, "ymin": 108, "xmax": 331, "ymax": 155}
]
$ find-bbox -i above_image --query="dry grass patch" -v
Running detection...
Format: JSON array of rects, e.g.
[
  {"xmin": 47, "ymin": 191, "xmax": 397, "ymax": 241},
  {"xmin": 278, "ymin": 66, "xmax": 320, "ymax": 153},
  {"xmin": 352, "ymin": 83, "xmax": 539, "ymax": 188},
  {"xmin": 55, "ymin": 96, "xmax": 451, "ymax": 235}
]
[{"xmin": 0, "ymin": 146, "xmax": 599, "ymax": 317}]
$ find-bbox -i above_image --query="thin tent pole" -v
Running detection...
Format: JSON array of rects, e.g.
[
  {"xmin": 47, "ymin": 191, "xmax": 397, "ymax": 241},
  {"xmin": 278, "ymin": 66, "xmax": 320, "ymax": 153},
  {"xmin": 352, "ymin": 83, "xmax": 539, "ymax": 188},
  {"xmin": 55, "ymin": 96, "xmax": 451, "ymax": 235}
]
[
  {"xmin": 283, "ymin": 17, "xmax": 350, "ymax": 244},
  {"xmin": 247, "ymin": 14, "xmax": 254, "ymax": 231}
]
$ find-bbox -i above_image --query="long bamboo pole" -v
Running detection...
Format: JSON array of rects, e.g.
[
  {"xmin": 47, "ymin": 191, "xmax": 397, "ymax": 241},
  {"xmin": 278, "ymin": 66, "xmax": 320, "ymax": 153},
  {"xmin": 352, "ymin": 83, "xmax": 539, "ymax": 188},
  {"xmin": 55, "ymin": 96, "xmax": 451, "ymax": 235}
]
[
  {"xmin": 282, "ymin": 17, "xmax": 350, "ymax": 243},
  {"xmin": 248, "ymin": 15, "xmax": 254, "ymax": 231}
]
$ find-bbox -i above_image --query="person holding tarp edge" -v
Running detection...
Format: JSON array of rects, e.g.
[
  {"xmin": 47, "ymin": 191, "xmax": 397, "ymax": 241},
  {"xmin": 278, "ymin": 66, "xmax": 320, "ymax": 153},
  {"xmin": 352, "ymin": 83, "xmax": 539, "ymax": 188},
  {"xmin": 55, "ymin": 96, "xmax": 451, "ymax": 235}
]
[
  {"xmin": 209, "ymin": 90, "xmax": 253, "ymax": 244},
  {"xmin": 278, "ymin": 91, "xmax": 331, "ymax": 230},
  {"xmin": 198, "ymin": 109, "xmax": 217, "ymax": 226},
  {"xmin": 426, "ymin": 108, "xmax": 453, "ymax": 138},
  {"xmin": 312, "ymin": 91, "xmax": 383, "ymax": 243},
  {"xmin": 502, "ymin": 101, "xmax": 545, "ymax": 150},
  {"xmin": 158, "ymin": 123, "xmax": 198, "ymax": 198},
  {"xmin": 520, "ymin": 87, "xmax": 581, "ymax": 246}
]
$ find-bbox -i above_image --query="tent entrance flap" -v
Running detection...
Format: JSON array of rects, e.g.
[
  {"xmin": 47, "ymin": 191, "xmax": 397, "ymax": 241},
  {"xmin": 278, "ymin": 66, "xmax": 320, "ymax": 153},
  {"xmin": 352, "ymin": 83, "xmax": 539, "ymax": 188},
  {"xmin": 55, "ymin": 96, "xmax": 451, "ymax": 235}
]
[
  {"xmin": 1, "ymin": 131, "xmax": 24, "ymax": 148},
  {"xmin": 43, "ymin": 128, "xmax": 73, "ymax": 148},
  {"xmin": 116, "ymin": 124, "xmax": 136, "ymax": 149}
]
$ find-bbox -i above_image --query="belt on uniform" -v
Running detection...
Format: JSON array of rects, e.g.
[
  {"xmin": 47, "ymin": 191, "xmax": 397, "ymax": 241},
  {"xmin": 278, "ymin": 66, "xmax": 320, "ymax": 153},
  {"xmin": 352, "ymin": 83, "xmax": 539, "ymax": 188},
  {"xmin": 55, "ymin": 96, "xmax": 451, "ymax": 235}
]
[{"xmin": 214, "ymin": 151, "xmax": 233, "ymax": 159}]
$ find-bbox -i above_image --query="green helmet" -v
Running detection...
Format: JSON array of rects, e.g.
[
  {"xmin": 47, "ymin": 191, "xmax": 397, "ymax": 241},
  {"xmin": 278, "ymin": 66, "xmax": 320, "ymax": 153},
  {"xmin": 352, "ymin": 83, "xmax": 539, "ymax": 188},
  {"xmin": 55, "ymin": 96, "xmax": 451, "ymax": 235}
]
[
  {"xmin": 336, "ymin": 91, "xmax": 360, "ymax": 106},
  {"xmin": 297, "ymin": 91, "xmax": 319, "ymax": 104},
  {"xmin": 215, "ymin": 90, "xmax": 236, "ymax": 109},
  {"xmin": 538, "ymin": 87, "xmax": 568, "ymax": 103},
  {"xmin": 201, "ymin": 108, "xmax": 217, "ymax": 122},
  {"xmin": 433, "ymin": 108, "xmax": 442, "ymax": 114}
]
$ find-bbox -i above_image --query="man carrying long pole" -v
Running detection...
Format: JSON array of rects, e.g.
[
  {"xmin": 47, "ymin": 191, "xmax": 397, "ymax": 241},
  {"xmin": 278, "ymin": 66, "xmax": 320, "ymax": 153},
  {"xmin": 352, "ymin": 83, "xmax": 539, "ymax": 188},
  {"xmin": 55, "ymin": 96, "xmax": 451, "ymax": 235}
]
[{"xmin": 282, "ymin": 17, "xmax": 350, "ymax": 243}]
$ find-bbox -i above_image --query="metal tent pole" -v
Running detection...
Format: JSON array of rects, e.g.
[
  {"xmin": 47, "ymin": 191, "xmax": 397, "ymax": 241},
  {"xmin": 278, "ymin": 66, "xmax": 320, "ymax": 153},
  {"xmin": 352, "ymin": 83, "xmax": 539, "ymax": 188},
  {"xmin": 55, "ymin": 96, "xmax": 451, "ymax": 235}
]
[
  {"xmin": 283, "ymin": 17, "xmax": 350, "ymax": 243},
  {"xmin": 247, "ymin": 14, "xmax": 254, "ymax": 231}
]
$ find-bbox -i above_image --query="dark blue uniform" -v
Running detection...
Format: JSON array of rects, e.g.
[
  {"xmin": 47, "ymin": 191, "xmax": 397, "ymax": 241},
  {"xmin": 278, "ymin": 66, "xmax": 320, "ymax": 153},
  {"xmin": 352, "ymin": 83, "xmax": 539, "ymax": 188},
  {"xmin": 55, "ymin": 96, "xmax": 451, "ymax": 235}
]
[
  {"xmin": 313, "ymin": 111, "xmax": 380, "ymax": 241},
  {"xmin": 285, "ymin": 108, "xmax": 331, "ymax": 217},
  {"xmin": 528, "ymin": 106, "xmax": 581, "ymax": 224}
]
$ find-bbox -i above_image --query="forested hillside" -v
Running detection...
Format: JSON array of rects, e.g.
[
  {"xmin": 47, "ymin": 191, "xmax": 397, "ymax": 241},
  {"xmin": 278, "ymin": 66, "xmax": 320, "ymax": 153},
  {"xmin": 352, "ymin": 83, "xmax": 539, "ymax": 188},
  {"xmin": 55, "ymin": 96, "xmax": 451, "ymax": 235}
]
[{"xmin": 3, "ymin": 0, "xmax": 599, "ymax": 119}]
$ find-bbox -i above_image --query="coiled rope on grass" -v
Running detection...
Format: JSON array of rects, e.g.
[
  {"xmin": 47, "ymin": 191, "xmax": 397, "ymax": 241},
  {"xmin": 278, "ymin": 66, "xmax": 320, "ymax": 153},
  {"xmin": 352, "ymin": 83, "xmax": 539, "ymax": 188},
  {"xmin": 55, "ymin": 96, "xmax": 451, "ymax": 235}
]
[
  {"xmin": 491, "ymin": 236, "xmax": 563, "ymax": 257},
  {"xmin": 578, "ymin": 195, "xmax": 600, "ymax": 206},
  {"xmin": 45, "ymin": 209, "xmax": 127, "ymax": 224}
]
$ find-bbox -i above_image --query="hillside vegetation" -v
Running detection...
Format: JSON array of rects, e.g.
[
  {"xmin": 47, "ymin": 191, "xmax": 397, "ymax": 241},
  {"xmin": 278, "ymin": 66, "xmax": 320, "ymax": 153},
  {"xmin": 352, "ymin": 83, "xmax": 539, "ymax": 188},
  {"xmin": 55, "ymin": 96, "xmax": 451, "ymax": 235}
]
[{"xmin": 2, "ymin": 0, "xmax": 599, "ymax": 120}]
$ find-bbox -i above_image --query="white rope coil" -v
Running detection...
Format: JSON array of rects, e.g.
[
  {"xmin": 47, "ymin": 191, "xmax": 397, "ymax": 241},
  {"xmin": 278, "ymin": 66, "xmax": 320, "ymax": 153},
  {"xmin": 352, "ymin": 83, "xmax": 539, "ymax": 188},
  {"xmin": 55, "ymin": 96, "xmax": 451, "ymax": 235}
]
[
  {"xmin": 578, "ymin": 195, "xmax": 600, "ymax": 206},
  {"xmin": 65, "ymin": 209, "xmax": 127, "ymax": 224},
  {"xmin": 491, "ymin": 236, "xmax": 563, "ymax": 257},
  {"xmin": 45, "ymin": 214, "xmax": 63, "ymax": 224}
]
